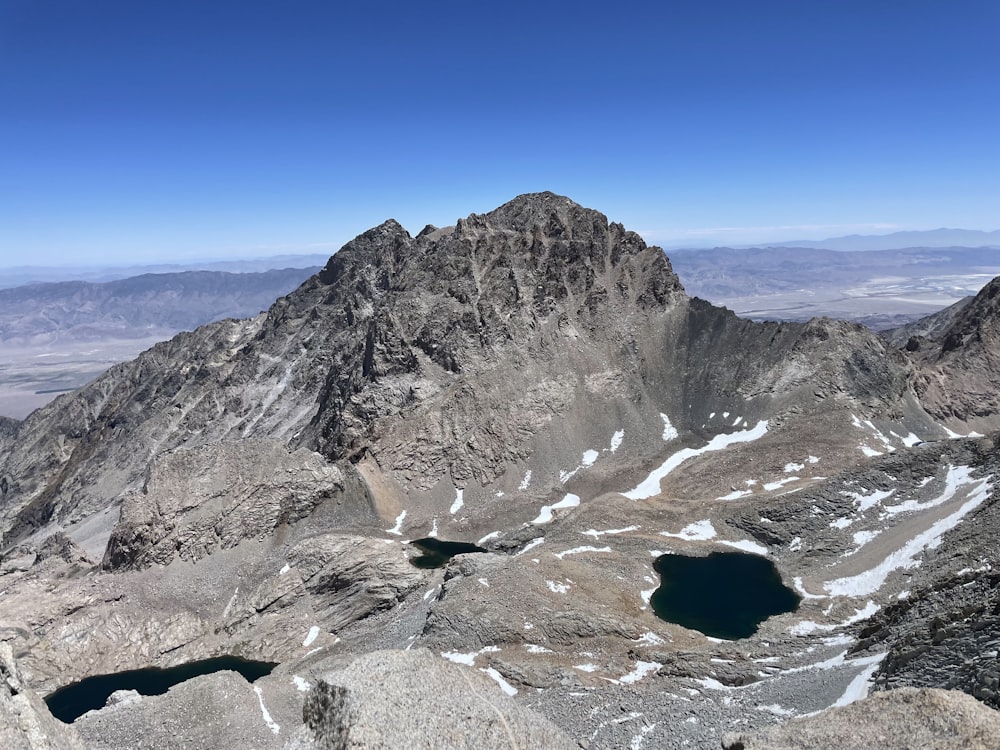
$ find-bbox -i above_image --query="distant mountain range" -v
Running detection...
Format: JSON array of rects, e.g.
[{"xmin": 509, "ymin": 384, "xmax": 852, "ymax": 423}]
[
  {"xmin": 0, "ymin": 254, "xmax": 330, "ymax": 289},
  {"xmin": 742, "ymin": 227, "xmax": 1000, "ymax": 252},
  {"xmin": 0, "ymin": 267, "xmax": 320, "ymax": 345}
]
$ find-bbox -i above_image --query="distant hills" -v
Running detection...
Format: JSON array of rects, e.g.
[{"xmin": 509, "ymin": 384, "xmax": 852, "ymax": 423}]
[
  {"xmin": 0, "ymin": 254, "xmax": 330, "ymax": 289},
  {"xmin": 0, "ymin": 267, "xmax": 320, "ymax": 345},
  {"xmin": 747, "ymin": 228, "xmax": 1000, "ymax": 252}
]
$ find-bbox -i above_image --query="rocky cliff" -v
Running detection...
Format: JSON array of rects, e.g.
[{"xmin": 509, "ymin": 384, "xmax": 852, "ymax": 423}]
[{"xmin": 907, "ymin": 275, "xmax": 1000, "ymax": 434}]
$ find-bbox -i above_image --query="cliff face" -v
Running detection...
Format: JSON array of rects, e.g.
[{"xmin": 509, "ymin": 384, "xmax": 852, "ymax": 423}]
[{"xmin": 907, "ymin": 275, "xmax": 1000, "ymax": 434}]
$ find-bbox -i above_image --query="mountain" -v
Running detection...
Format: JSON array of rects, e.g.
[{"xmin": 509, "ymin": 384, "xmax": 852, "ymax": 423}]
[
  {"xmin": 762, "ymin": 228, "xmax": 1000, "ymax": 252},
  {"xmin": 907, "ymin": 275, "xmax": 1000, "ymax": 434},
  {"xmin": 0, "ymin": 266, "xmax": 321, "ymax": 420},
  {"xmin": 1, "ymin": 193, "xmax": 999, "ymax": 749}
]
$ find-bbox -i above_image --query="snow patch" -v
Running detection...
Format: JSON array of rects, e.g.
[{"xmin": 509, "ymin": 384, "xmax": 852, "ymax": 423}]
[
  {"xmin": 789, "ymin": 601, "xmax": 880, "ymax": 635},
  {"xmin": 525, "ymin": 644, "xmax": 552, "ymax": 654},
  {"xmin": 620, "ymin": 661, "xmax": 661, "ymax": 684},
  {"xmin": 532, "ymin": 493, "xmax": 581, "ymax": 524},
  {"xmin": 519, "ymin": 470, "xmax": 532, "ymax": 491},
  {"xmin": 717, "ymin": 489, "xmax": 752, "ymax": 501},
  {"xmin": 660, "ymin": 413, "xmax": 679, "ymax": 441},
  {"xmin": 253, "ymin": 686, "xmax": 280, "ymax": 734},
  {"xmin": 574, "ymin": 663, "xmax": 599, "ymax": 672},
  {"xmin": 635, "ymin": 632, "xmax": 666, "ymax": 646},
  {"xmin": 292, "ymin": 676, "xmax": 310, "ymax": 692},
  {"xmin": 783, "ymin": 462, "xmax": 805, "ymax": 473},
  {"xmin": 481, "ymin": 667, "xmax": 517, "ymax": 696},
  {"xmin": 763, "ymin": 477, "xmax": 798, "ymax": 492},
  {"xmin": 428, "ymin": 518, "xmax": 439, "ymax": 537},
  {"xmin": 555, "ymin": 545, "xmax": 612, "ymax": 559},
  {"xmin": 825, "ymin": 474, "xmax": 992, "ymax": 597},
  {"xmin": 624, "ymin": 421, "xmax": 769, "ymax": 500},
  {"xmin": 793, "ymin": 577, "xmax": 826, "ymax": 600},
  {"xmin": 547, "ymin": 580, "xmax": 571, "ymax": 594},
  {"xmin": 581, "ymin": 449, "xmax": 600, "ymax": 467},
  {"xmin": 843, "ymin": 488, "xmax": 894, "ymax": 513},
  {"xmin": 832, "ymin": 653, "xmax": 887, "ymax": 708},
  {"xmin": 884, "ymin": 465, "xmax": 978, "ymax": 516},
  {"xmin": 449, "ymin": 489, "xmax": 464, "ymax": 514},
  {"xmin": 477, "ymin": 531, "xmax": 500, "ymax": 545},
  {"xmin": 661, "ymin": 519, "xmax": 716, "ymax": 541},
  {"xmin": 583, "ymin": 525, "xmax": 640, "ymax": 537},
  {"xmin": 610, "ymin": 430, "xmax": 625, "ymax": 453},
  {"xmin": 386, "ymin": 510, "xmax": 406, "ymax": 536},
  {"xmin": 517, "ymin": 537, "xmax": 546, "ymax": 556},
  {"xmin": 720, "ymin": 539, "xmax": 769, "ymax": 556},
  {"xmin": 303, "ymin": 626, "xmax": 320, "ymax": 647},
  {"xmin": 860, "ymin": 445, "xmax": 883, "ymax": 458},
  {"xmin": 279, "ymin": 564, "xmax": 290, "ymax": 576},
  {"xmin": 442, "ymin": 651, "xmax": 477, "ymax": 666}
]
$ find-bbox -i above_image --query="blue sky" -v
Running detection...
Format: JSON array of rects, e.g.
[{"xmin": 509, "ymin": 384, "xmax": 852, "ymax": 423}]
[{"xmin": 1, "ymin": 0, "xmax": 998, "ymax": 266}]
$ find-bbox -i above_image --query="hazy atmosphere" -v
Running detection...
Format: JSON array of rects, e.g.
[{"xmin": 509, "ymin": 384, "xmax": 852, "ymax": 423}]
[{"xmin": 2, "ymin": 0, "xmax": 998, "ymax": 266}]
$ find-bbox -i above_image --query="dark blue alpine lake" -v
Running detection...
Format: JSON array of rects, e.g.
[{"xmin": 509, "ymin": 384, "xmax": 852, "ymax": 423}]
[
  {"xmin": 45, "ymin": 655, "xmax": 275, "ymax": 723},
  {"xmin": 650, "ymin": 551, "xmax": 800, "ymax": 640}
]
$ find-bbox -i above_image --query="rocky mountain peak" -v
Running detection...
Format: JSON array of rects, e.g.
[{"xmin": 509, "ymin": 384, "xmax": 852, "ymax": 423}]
[
  {"xmin": 938, "ymin": 274, "xmax": 1000, "ymax": 354},
  {"xmin": 474, "ymin": 191, "xmax": 606, "ymax": 235},
  {"xmin": 910, "ymin": 274, "xmax": 1000, "ymax": 432}
]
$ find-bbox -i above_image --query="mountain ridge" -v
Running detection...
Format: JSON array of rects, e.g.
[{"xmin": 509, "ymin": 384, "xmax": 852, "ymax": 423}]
[{"xmin": 1, "ymin": 193, "xmax": 999, "ymax": 749}]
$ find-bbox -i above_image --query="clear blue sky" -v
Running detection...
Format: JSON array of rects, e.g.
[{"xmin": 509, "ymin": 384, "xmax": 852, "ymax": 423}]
[{"xmin": 2, "ymin": 0, "xmax": 998, "ymax": 266}]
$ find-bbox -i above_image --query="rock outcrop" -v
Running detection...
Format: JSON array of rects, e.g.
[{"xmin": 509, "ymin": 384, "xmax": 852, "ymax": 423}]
[
  {"xmin": 0, "ymin": 643, "xmax": 85, "ymax": 750},
  {"xmin": 286, "ymin": 649, "xmax": 577, "ymax": 749},
  {"xmin": 721, "ymin": 688, "xmax": 1000, "ymax": 750},
  {"xmin": 909, "ymin": 275, "xmax": 1000, "ymax": 433}
]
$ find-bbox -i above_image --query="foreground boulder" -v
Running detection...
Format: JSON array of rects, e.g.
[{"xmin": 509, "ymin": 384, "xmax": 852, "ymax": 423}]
[
  {"xmin": 722, "ymin": 688, "xmax": 1000, "ymax": 750},
  {"xmin": 0, "ymin": 643, "xmax": 84, "ymax": 750},
  {"xmin": 286, "ymin": 648, "xmax": 577, "ymax": 749}
]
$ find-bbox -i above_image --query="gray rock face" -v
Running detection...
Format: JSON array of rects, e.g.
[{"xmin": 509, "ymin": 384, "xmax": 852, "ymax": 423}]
[
  {"xmin": 287, "ymin": 648, "xmax": 577, "ymax": 749},
  {"xmin": 103, "ymin": 441, "xmax": 350, "ymax": 570},
  {"xmin": 721, "ymin": 688, "xmax": 1000, "ymax": 750},
  {"xmin": 74, "ymin": 670, "xmax": 289, "ymax": 750},
  {"xmin": 909, "ymin": 275, "xmax": 1000, "ymax": 433},
  {"xmin": 0, "ymin": 643, "xmax": 85, "ymax": 750}
]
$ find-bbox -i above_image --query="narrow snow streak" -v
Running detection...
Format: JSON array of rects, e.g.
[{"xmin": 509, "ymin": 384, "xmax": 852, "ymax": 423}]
[
  {"xmin": 832, "ymin": 653, "xmax": 887, "ymax": 708},
  {"xmin": 386, "ymin": 510, "xmax": 406, "ymax": 535},
  {"xmin": 253, "ymin": 686, "xmax": 280, "ymax": 735},
  {"xmin": 554, "ymin": 545, "xmax": 612, "ymax": 559},
  {"xmin": 583, "ymin": 525, "xmax": 640, "ymax": 538},
  {"xmin": 824, "ymin": 474, "xmax": 992, "ymax": 597},
  {"xmin": 481, "ymin": 667, "xmax": 518, "ymax": 695},
  {"xmin": 624, "ymin": 421, "xmax": 769, "ymax": 500}
]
